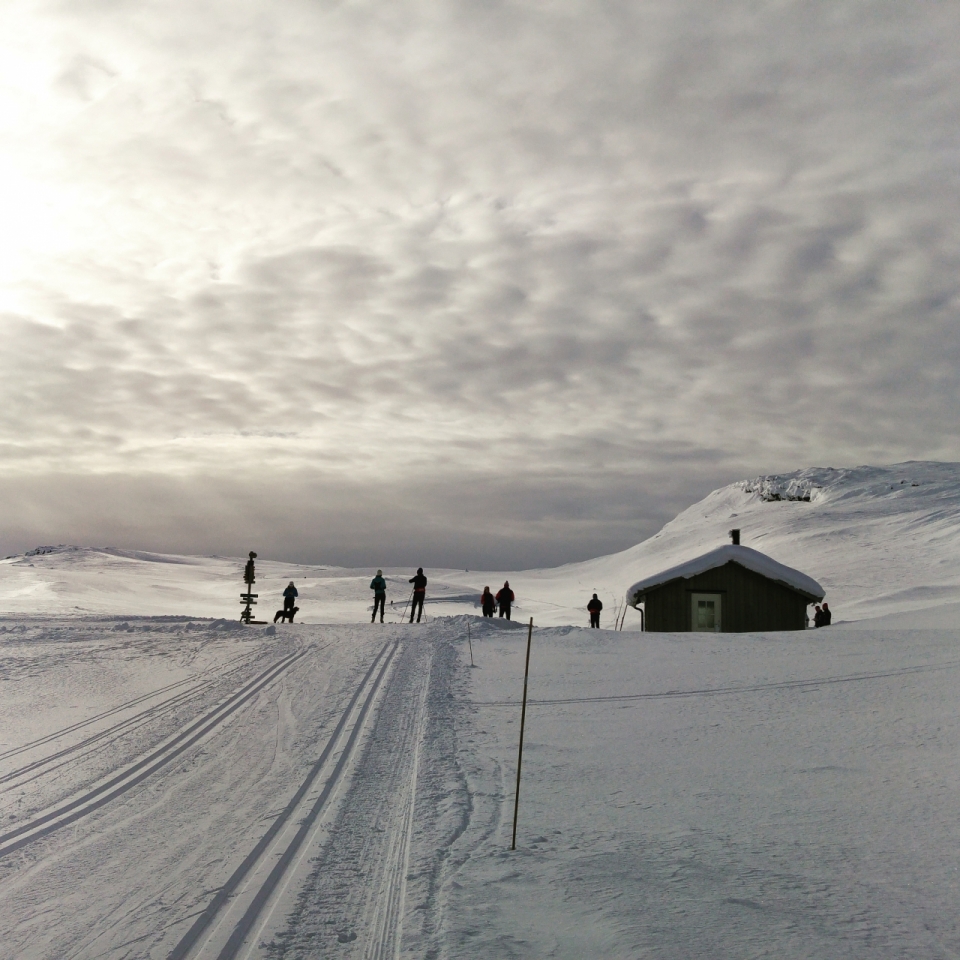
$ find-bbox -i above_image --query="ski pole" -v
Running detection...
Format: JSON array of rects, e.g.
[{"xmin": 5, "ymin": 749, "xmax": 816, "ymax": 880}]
[{"xmin": 400, "ymin": 588, "xmax": 414, "ymax": 623}]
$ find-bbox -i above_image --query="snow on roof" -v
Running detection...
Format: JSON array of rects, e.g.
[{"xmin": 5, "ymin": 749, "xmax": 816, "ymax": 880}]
[{"xmin": 627, "ymin": 544, "xmax": 825, "ymax": 604}]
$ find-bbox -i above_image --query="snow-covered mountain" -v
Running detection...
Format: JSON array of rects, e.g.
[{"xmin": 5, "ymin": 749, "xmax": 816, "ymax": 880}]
[
  {"xmin": 558, "ymin": 461, "xmax": 960, "ymax": 627},
  {"xmin": 2, "ymin": 462, "xmax": 958, "ymax": 627}
]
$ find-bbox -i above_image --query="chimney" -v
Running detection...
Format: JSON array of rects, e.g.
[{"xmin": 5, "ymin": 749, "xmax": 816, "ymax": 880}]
[{"xmin": 729, "ymin": 529, "xmax": 741, "ymax": 546}]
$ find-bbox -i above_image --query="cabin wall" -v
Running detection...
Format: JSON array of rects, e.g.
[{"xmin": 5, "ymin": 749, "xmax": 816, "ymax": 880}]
[{"xmin": 644, "ymin": 561, "xmax": 810, "ymax": 632}]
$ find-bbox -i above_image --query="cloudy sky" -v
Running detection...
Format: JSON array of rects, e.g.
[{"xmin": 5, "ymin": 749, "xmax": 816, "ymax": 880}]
[{"xmin": 1, "ymin": 0, "xmax": 958, "ymax": 568}]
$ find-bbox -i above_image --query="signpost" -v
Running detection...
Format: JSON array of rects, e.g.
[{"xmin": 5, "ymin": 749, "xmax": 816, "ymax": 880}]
[{"xmin": 239, "ymin": 551, "xmax": 266, "ymax": 624}]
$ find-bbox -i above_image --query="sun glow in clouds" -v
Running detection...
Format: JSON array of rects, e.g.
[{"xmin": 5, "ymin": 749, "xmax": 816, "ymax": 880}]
[{"xmin": 0, "ymin": 0, "xmax": 958, "ymax": 565}]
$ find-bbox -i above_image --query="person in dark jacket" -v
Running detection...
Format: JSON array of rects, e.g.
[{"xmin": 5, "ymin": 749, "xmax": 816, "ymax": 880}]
[
  {"xmin": 409, "ymin": 568, "xmax": 427, "ymax": 623},
  {"xmin": 496, "ymin": 581, "xmax": 514, "ymax": 620},
  {"xmin": 821, "ymin": 601, "xmax": 831, "ymax": 626},
  {"xmin": 272, "ymin": 582, "xmax": 299, "ymax": 623},
  {"xmin": 813, "ymin": 604, "xmax": 824, "ymax": 627},
  {"xmin": 481, "ymin": 586, "xmax": 496, "ymax": 617},
  {"xmin": 370, "ymin": 570, "xmax": 387, "ymax": 623},
  {"xmin": 587, "ymin": 593, "xmax": 603, "ymax": 628}
]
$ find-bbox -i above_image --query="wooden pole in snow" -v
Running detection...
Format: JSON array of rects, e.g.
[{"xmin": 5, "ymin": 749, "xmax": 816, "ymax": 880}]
[
  {"xmin": 467, "ymin": 622, "xmax": 474, "ymax": 667},
  {"xmin": 511, "ymin": 617, "xmax": 534, "ymax": 850}
]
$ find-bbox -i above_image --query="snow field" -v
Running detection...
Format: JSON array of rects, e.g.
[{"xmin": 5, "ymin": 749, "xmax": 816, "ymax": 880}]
[
  {"xmin": 446, "ymin": 618, "xmax": 960, "ymax": 958},
  {"xmin": 2, "ymin": 615, "xmax": 960, "ymax": 957}
]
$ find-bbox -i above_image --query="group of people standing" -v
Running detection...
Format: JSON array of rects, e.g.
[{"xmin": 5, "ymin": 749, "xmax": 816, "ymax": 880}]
[
  {"xmin": 368, "ymin": 567, "xmax": 427, "ymax": 623},
  {"xmin": 480, "ymin": 582, "xmax": 515, "ymax": 619},
  {"xmin": 372, "ymin": 573, "xmax": 602, "ymax": 627},
  {"xmin": 270, "ymin": 569, "xmax": 605, "ymax": 628},
  {"xmin": 373, "ymin": 572, "xmax": 516, "ymax": 623},
  {"xmin": 812, "ymin": 602, "xmax": 832, "ymax": 627}
]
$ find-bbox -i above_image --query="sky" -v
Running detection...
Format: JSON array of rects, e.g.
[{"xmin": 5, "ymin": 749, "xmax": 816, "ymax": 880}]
[{"xmin": 1, "ymin": 0, "xmax": 958, "ymax": 569}]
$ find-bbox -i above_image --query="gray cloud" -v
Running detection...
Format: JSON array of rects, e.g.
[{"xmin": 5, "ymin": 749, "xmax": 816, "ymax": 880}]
[{"xmin": 0, "ymin": 1, "xmax": 958, "ymax": 564}]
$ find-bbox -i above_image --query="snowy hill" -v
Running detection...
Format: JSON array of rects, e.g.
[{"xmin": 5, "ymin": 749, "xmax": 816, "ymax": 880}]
[
  {"xmin": 451, "ymin": 460, "xmax": 960, "ymax": 627},
  {"xmin": 2, "ymin": 462, "xmax": 958, "ymax": 627},
  {"xmin": 559, "ymin": 461, "xmax": 960, "ymax": 627}
]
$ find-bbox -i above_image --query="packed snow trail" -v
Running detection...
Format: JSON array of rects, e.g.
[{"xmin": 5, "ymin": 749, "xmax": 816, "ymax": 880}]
[
  {"xmin": 0, "ymin": 621, "xmax": 425, "ymax": 959},
  {"xmin": 0, "ymin": 649, "xmax": 308, "ymax": 860},
  {"xmin": 0, "ymin": 658, "xmax": 253, "ymax": 791},
  {"xmin": 259, "ymin": 636, "xmax": 442, "ymax": 959},
  {"xmin": 0, "ymin": 619, "xmax": 468, "ymax": 960},
  {"xmin": 169, "ymin": 639, "xmax": 399, "ymax": 959}
]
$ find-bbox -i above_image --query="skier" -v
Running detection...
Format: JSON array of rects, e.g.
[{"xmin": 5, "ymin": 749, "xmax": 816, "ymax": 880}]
[
  {"xmin": 481, "ymin": 586, "xmax": 496, "ymax": 617},
  {"xmin": 370, "ymin": 570, "xmax": 387, "ymax": 623},
  {"xmin": 821, "ymin": 601, "xmax": 832, "ymax": 626},
  {"xmin": 409, "ymin": 567, "xmax": 427, "ymax": 623},
  {"xmin": 587, "ymin": 593, "xmax": 603, "ymax": 628},
  {"xmin": 496, "ymin": 581, "xmax": 514, "ymax": 620}
]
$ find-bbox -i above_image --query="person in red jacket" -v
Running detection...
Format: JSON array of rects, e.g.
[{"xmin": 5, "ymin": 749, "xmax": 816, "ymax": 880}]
[
  {"xmin": 481, "ymin": 586, "xmax": 496, "ymax": 617},
  {"xmin": 409, "ymin": 567, "xmax": 427, "ymax": 623},
  {"xmin": 496, "ymin": 581, "xmax": 514, "ymax": 620},
  {"xmin": 587, "ymin": 593, "xmax": 603, "ymax": 628}
]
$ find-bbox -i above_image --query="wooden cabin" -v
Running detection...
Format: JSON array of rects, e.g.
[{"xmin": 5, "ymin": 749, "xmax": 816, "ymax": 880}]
[{"xmin": 626, "ymin": 534, "xmax": 824, "ymax": 632}]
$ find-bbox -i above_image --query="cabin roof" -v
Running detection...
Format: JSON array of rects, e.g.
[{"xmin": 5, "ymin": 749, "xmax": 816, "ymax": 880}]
[{"xmin": 627, "ymin": 544, "xmax": 825, "ymax": 604}]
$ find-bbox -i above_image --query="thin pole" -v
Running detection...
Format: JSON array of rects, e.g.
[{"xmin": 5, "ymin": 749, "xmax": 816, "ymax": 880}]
[
  {"xmin": 400, "ymin": 588, "xmax": 414, "ymax": 623},
  {"xmin": 511, "ymin": 617, "xmax": 534, "ymax": 850},
  {"xmin": 467, "ymin": 623, "xmax": 475, "ymax": 667}
]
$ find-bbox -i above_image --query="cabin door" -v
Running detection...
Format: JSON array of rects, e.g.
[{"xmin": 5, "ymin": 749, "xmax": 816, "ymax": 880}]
[{"xmin": 691, "ymin": 593, "xmax": 722, "ymax": 632}]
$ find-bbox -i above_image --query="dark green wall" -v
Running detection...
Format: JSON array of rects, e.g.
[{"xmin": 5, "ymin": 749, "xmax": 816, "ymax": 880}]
[{"xmin": 644, "ymin": 561, "xmax": 811, "ymax": 632}]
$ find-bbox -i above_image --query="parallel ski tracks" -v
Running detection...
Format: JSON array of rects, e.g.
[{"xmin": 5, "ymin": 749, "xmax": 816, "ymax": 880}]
[
  {"xmin": 0, "ymin": 649, "xmax": 268, "ymax": 793},
  {"xmin": 0, "ymin": 647, "xmax": 309, "ymax": 860},
  {"xmin": 361, "ymin": 666, "xmax": 428, "ymax": 960},
  {"xmin": 169, "ymin": 639, "xmax": 401, "ymax": 960}
]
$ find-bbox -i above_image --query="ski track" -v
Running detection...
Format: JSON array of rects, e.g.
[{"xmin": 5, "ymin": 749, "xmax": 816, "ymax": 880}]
[
  {"xmin": 0, "ymin": 647, "xmax": 269, "ymax": 794},
  {"xmin": 0, "ymin": 621, "xmax": 472, "ymax": 960},
  {"xmin": 260, "ymin": 636, "xmax": 458, "ymax": 960},
  {"xmin": 0, "ymin": 648, "xmax": 310, "ymax": 863},
  {"xmin": 0, "ymin": 625, "xmax": 400, "ymax": 960},
  {"xmin": 168, "ymin": 639, "xmax": 400, "ymax": 960}
]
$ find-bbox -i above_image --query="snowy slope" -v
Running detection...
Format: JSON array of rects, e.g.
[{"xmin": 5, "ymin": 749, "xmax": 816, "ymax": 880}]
[
  {"xmin": 521, "ymin": 461, "xmax": 960, "ymax": 627},
  {"xmin": 3, "ymin": 462, "xmax": 958, "ymax": 627}
]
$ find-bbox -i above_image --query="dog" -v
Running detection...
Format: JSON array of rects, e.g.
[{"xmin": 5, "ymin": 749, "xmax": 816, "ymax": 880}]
[{"xmin": 273, "ymin": 605, "xmax": 300, "ymax": 624}]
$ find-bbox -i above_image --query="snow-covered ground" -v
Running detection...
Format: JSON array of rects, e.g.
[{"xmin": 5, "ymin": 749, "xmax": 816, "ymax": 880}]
[{"xmin": 1, "ymin": 462, "xmax": 959, "ymax": 957}]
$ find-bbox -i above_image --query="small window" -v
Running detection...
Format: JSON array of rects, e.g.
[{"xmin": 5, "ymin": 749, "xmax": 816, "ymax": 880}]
[{"xmin": 691, "ymin": 593, "xmax": 722, "ymax": 632}]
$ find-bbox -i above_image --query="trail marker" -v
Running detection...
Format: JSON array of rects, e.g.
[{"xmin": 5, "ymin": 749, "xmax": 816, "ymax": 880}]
[{"xmin": 511, "ymin": 617, "xmax": 534, "ymax": 850}]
